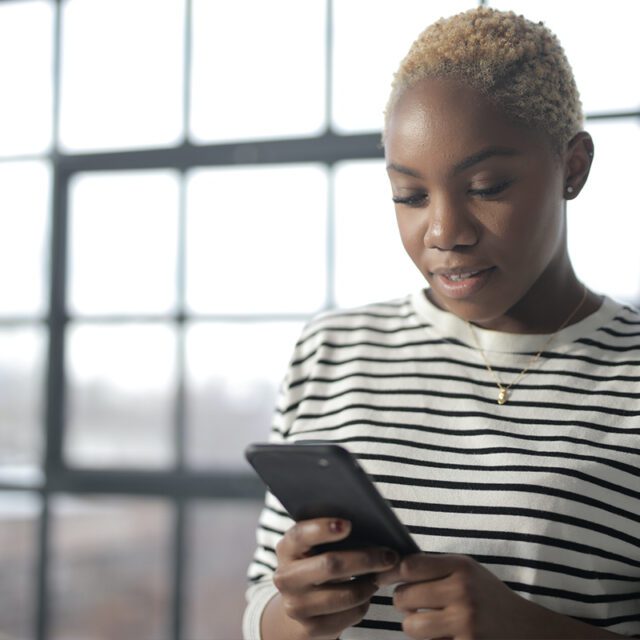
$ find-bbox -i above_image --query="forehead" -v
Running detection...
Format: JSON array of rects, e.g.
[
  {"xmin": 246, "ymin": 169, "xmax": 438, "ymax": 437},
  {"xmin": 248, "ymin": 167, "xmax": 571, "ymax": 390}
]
[{"xmin": 385, "ymin": 77, "xmax": 547, "ymax": 166}]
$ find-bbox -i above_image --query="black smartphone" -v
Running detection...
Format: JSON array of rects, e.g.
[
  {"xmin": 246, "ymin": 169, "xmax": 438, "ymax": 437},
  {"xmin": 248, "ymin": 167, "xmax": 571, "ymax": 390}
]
[{"xmin": 245, "ymin": 442, "xmax": 420, "ymax": 556}]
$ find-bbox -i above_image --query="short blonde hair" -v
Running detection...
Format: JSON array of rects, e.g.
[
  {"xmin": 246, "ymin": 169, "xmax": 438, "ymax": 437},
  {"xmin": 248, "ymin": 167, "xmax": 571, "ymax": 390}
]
[{"xmin": 385, "ymin": 7, "xmax": 583, "ymax": 153}]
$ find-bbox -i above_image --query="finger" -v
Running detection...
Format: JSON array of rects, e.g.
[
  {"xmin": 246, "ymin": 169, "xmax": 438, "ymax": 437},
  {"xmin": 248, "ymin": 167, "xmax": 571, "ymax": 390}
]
[
  {"xmin": 393, "ymin": 573, "xmax": 460, "ymax": 611},
  {"xmin": 301, "ymin": 601, "xmax": 372, "ymax": 639},
  {"xmin": 276, "ymin": 518, "xmax": 351, "ymax": 561},
  {"xmin": 402, "ymin": 606, "xmax": 468, "ymax": 640},
  {"xmin": 376, "ymin": 553, "xmax": 461, "ymax": 586},
  {"xmin": 276, "ymin": 547, "xmax": 399, "ymax": 591},
  {"xmin": 283, "ymin": 576, "xmax": 377, "ymax": 619}
]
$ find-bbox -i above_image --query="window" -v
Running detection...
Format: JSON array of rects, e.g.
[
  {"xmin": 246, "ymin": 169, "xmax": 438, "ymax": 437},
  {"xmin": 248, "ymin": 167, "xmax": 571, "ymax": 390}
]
[{"xmin": 0, "ymin": 1, "xmax": 638, "ymax": 638}]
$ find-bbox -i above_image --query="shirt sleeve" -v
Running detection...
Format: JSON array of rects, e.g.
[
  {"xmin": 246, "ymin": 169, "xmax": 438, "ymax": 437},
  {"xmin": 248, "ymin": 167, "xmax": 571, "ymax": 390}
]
[
  {"xmin": 241, "ymin": 579, "xmax": 279, "ymax": 640},
  {"xmin": 242, "ymin": 323, "xmax": 315, "ymax": 639}
]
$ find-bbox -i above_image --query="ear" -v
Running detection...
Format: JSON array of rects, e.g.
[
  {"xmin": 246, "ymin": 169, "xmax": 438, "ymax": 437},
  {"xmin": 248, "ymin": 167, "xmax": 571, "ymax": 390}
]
[{"xmin": 563, "ymin": 131, "xmax": 594, "ymax": 200}]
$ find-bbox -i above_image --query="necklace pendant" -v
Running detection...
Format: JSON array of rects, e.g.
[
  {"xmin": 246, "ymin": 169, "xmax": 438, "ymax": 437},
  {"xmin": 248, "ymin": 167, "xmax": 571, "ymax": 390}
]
[{"xmin": 497, "ymin": 388, "xmax": 508, "ymax": 405}]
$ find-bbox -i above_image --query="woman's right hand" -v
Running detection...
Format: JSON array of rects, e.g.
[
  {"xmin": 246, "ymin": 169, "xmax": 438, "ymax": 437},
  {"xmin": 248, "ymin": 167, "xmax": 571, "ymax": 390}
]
[{"xmin": 266, "ymin": 517, "xmax": 400, "ymax": 640}]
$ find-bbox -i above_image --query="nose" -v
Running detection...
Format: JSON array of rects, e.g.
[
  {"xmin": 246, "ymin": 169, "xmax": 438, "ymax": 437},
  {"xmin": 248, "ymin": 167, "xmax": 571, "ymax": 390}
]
[{"xmin": 423, "ymin": 193, "xmax": 478, "ymax": 251}]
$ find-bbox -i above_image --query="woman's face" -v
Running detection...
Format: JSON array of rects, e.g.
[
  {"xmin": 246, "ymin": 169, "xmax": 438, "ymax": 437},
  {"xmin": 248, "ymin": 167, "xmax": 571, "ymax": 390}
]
[{"xmin": 385, "ymin": 77, "xmax": 577, "ymax": 332}]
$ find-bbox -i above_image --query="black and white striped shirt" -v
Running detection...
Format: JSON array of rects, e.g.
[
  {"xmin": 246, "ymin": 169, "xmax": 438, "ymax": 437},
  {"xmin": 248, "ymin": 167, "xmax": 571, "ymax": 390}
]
[{"xmin": 244, "ymin": 290, "xmax": 640, "ymax": 639}]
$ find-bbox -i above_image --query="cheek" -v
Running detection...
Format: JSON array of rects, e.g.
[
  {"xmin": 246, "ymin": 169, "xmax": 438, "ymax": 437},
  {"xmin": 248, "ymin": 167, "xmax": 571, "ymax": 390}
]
[
  {"xmin": 492, "ymin": 198, "xmax": 564, "ymax": 265},
  {"xmin": 395, "ymin": 210, "xmax": 425, "ymax": 257}
]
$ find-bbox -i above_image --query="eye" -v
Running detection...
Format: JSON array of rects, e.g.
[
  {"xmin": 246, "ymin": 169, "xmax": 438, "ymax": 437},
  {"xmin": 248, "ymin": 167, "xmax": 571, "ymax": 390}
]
[
  {"xmin": 391, "ymin": 192, "xmax": 428, "ymax": 207},
  {"xmin": 468, "ymin": 180, "xmax": 512, "ymax": 199}
]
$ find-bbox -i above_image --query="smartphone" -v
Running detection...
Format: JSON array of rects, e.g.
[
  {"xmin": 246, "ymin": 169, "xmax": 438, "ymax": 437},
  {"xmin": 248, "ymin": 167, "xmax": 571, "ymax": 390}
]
[{"xmin": 245, "ymin": 442, "xmax": 420, "ymax": 556}]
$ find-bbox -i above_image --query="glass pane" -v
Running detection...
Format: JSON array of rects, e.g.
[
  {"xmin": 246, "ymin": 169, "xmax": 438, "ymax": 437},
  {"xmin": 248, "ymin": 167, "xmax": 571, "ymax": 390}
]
[
  {"xmin": 0, "ymin": 492, "xmax": 39, "ymax": 639},
  {"xmin": 50, "ymin": 496, "xmax": 171, "ymax": 640},
  {"xmin": 487, "ymin": 0, "xmax": 640, "ymax": 114},
  {"xmin": 185, "ymin": 321, "xmax": 303, "ymax": 470},
  {"xmin": 190, "ymin": 0, "xmax": 326, "ymax": 143},
  {"xmin": 65, "ymin": 324, "xmax": 176, "ymax": 468},
  {"xmin": 568, "ymin": 119, "xmax": 640, "ymax": 304},
  {"xmin": 0, "ymin": 328, "xmax": 45, "ymax": 484},
  {"xmin": 331, "ymin": 0, "xmax": 475, "ymax": 133},
  {"xmin": 185, "ymin": 500, "xmax": 263, "ymax": 640},
  {"xmin": 334, "ymin": 160, "xmax": 425, "ymax": 308},
  {"xmin": 59, "ymin": 0, "xmax": 184, "ymax": 151},
  {"xmin": 68, "ymin": 170, "xmax": 179, "ymax": 315},
  {"xmin": 0, "ymin": 161, "xmax": 50, "ymax": 316},
  {"xmin": 0, "ymin": 0, "xmax": 54, "ymax": 157},
  {"xmin": 186, "ymin": 165, "xmax": 327, "ymax": 314}
]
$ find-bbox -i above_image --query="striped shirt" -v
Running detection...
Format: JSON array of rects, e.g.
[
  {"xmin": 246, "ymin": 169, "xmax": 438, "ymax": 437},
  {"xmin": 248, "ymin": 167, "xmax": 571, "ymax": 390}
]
[{"xmin": 243, "ymin": 289, "xmax": 640, "ymax": 639}]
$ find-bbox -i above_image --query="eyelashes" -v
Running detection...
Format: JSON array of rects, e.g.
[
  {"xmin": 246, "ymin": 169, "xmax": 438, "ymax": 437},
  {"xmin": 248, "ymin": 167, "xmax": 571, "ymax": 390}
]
[
  {"xmin": 392, "ymin": 193, "xmax": 427, "ymax": 206},
  {"xmin": 468, "ymin": 180, "xmax": 513, "ymax": 198},
  {"xmin": 392, "ymin": 180, "xmax": 513, "ymax": 207}
]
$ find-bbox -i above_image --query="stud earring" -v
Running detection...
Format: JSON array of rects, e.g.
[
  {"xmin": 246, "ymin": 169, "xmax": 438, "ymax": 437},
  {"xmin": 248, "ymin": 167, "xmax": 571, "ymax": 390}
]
[{"xmin": 566, "ymin": 185, "xmax": 574, "ymax": 194}]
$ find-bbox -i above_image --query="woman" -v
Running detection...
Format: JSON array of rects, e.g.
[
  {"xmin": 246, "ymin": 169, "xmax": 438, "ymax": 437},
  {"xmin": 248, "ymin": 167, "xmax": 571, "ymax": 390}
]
[{"xmin": 243, "ymin": 7, "xmax": 640, "ymax": 639}]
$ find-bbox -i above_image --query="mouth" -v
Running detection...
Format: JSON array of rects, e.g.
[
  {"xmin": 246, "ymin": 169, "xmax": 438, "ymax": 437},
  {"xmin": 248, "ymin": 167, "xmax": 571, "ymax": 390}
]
[
  {"xmin": 429, "ymin": 266, "xmax": 495, "ymax": 299},
  {"xmin": 441, "ymin": 269, "xmax": 486, "ymax": 281}
]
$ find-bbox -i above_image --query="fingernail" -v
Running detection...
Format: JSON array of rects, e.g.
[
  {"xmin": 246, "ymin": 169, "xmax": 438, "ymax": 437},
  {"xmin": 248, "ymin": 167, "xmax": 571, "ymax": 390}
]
[
  {"xmin": 329, "ymin": 519, "xmax": 345, "ymax": 533},
  {"xmin": 383, "ymin": 549, "xmax": 399, "ymax": 565}
]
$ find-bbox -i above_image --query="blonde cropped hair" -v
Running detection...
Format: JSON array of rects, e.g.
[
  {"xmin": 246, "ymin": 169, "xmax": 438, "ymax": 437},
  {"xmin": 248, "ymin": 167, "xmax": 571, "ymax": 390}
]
[{"xmin": 385, "ymin": 7, "xmax": 583, "ymax": 153}]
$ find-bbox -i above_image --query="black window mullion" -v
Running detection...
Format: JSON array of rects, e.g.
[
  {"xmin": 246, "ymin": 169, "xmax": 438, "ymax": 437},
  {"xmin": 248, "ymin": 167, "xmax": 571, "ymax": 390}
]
[
  {"xmin": 17, "ymin": 2, "xmax": 640, "ymax": 638},
  {"xmin": 325, "ymin": 0, "xmax": 333, "ymax": 133},
  {"xmin": 170, "ymin": 0, "xmax": 193, "ymax": 630},
  {"xmin": 34, "ymin": 0, "xmax": 64, "ymax": 635},
  {"xmin": 176, "ymin": 174, "xmax": 188, "ymax": 471},
  {"xmin": 44, "ymin": 161, "xmax": 69, "ymax": 479},
  {"xmin": 182, "ymin": 0, "xmax": 193, "ymax": 143},
  {"xmin": 35, "ymin": 493, "xmax": 51, "ymax": 640},
  {"xmin": 37, "ymin": 159, "xmax": 70, "ymax": 640},
  {"xmin": 171, "ymin": 497, "xmax": 187, "ymax": 640},
  {"xmin": 171, "ymin": 173, "xmax": 189, "ymax": 640}
]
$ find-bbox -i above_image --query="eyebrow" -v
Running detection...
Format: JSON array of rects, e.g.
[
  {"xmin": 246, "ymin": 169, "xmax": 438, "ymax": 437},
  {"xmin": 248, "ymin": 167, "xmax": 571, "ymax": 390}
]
[
  {"xmin": 386, "ymin": 146, "xmax": 521, "ymax": 179},
  {"xmin": 453, "ymin": 146, "xmax": 520, "ymax": 174}
]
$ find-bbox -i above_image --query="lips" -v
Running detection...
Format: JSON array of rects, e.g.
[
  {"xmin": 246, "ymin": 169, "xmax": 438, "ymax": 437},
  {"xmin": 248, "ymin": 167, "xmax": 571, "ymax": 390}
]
[
  {"xmin": 430, "ymin": 266, "xmax": 495, "ymax": 299},
  {"xmin": 443, "ymin": 269, "xmax": 485, "ymax": 282}
]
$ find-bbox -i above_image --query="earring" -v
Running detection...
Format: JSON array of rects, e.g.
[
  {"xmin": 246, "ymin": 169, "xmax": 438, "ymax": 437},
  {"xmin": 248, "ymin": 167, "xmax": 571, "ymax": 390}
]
[{"xmin": 566, "ymin": 185, "xmax": 574, "ymax": 194}]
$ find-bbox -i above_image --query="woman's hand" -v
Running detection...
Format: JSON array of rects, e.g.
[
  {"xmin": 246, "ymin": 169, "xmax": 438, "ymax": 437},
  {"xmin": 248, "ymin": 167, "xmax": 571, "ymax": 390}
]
[
  {"xmin": 375, "ymin": 553, "xmax": 535, "ymax": 640},
  {"xmin": 376, "ymin": 553, "xmax": 624, "ymax": 640},
  {"xmin": 267, "ymin": 517, "xmax": 399, "ymax": 640}
]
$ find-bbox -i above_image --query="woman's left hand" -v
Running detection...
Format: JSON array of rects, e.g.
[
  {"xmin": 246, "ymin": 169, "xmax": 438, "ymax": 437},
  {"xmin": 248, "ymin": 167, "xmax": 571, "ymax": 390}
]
[{"xmin": 375, "ymin": 553, "xmax": 531, "ymax": 640}]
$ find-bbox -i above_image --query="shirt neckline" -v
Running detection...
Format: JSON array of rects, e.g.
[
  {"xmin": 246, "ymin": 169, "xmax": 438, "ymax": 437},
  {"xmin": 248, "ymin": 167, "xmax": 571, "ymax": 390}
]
[{"xmin": 410, "ymin": 288, "xmax": 622, "ymax": 354}]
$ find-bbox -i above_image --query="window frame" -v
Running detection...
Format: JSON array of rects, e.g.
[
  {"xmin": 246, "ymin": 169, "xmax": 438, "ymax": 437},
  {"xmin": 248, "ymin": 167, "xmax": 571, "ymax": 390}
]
[{"xmin": 0, "ymin": 0, "xmax": 638, "ymax": 638}]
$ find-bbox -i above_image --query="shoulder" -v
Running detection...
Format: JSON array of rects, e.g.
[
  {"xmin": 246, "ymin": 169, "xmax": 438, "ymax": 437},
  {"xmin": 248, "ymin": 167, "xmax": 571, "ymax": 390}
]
[
  {"xmin": 285, "ymin": 294, "xmax": 423, "ymax": 372},
  {"xmin": 595, "ymin": 296, "xmax": 640, "ymax": 330},
  {"xmin": 613, "ymin": 301, "xmax": 640, "ymax": 323},
  {"xmin": 296, "ymin": 294, "xmax": 419, "ymax": 347},
  {"xmin": 576, "ymin": 296, "xmax": 640, "ymax": 357},
  {"xmin": 596, "ymin": 299, "xmax": 640, "ymax": 340}
]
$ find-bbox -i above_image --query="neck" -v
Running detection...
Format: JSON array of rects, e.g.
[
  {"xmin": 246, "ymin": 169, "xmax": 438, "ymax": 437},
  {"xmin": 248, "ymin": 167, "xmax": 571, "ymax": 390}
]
[{"xmin": 472, "ymin": 260, "xmax": 600, "ymax": 335}]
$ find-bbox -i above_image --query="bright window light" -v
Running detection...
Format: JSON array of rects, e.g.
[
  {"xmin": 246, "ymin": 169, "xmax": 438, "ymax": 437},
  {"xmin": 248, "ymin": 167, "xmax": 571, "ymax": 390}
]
[
  {"xmin": 65, "ymin": 324, "xmax": 176, "ymax": 469},
  {"xmin": 68, "ymin": 170, "xmax": 180, "ymax": 315},
  {"xmin": 568, "ymin": 119, "xmax": 640, "ymax": 303},
  {"xmin": 185, "ymin": 321, "xmax": 303, "ymax": 470},
  {"xmin": 0, "ymin": 328, "xmax": 45, "ymax": 483},
  {"xmin": 59, "ymin": 0, "xmax": 185, "ymax": 151},
  {"xmin": 186, "ymin": 164, "xmax": 328, "ymax": 314},
  {"xmin": 0, "ymin": 0, "xmax": 53, "ymax": 157},
  {"xmin": 190, "ymin": 0, "xmax": 326, "ymax": 142},
  {"xmin": 331, "ymin": 0, "xmax": 475, "ymax": 133},
  {"xmin": 334, "ymin": 160, "xmax": 425, "ymax": 308},
  {"xmin": 487, "ymin": 0, "xmax": 640, "ymax": 114},
  {"xmin": 0, "ymin": 161, "xmax": 50, "ymax": 316}
]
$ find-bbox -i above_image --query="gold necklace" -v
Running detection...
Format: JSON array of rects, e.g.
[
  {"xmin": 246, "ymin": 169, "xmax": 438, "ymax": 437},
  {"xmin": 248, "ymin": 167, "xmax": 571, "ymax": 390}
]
[{"xmin": 466, "ymin": 285, "xmax": 588, "ymax": 405}]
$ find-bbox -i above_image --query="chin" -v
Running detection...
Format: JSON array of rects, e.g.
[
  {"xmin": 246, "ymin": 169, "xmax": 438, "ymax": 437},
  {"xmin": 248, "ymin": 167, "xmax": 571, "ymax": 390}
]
[{"xmin": 431, "ymin": 290, "xmax": 515, "ymax": 328}]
